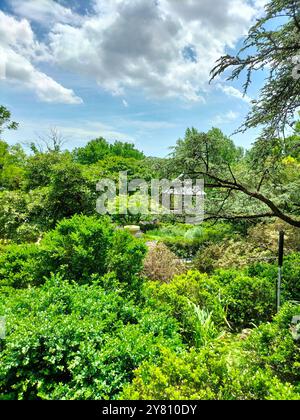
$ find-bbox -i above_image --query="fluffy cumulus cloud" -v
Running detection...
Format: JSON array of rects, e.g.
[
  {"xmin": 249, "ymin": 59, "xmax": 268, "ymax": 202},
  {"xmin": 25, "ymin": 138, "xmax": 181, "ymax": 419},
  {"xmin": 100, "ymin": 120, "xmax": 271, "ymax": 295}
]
[
  {"xmin": 9, "ymin": 0, "xmax": 83, "ymax": 26},
  {"xmin": 1, "ymin": 0, "xmax": 268, "ymax": 104},
  {"xmin": 0, "ymin": 10, "xmax": 82, "ymax": 104}
]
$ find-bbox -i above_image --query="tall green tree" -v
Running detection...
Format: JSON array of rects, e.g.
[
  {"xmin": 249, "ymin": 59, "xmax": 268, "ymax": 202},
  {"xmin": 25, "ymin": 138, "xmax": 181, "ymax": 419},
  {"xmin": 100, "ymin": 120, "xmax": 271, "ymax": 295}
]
[
  {"xmin": 73, "ymin": 138, "xmax": 144, "ymax": 165},
  {"xmin": 0, "ymin": 106, "xmax": 18, "ymax": 134},
  {"xmin": 172, "ymin": 126, "xmax": 300, "ymax": 227},
  {"xmin": 211, "ymin": 0, "xmax": 300, "ymax": 138},
  {"xmin": 0, "ymin": 106, "xmax": 25, "ymax": 189}
]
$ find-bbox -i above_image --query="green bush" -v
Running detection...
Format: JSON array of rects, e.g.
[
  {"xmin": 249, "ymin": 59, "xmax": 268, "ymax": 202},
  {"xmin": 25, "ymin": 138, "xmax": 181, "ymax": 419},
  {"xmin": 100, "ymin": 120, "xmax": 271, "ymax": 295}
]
[
  {"xmin": 0, "ymin": 215, "xmax": 147, "ymax": 288},
  {"xmin": 247, "ymin": 253, "xmax": 300, "ymax": 302},
  {"xmin": 214, "ymin": 270, "xmax": 276, "ymax": 329},
  {"xmin": 0, "ymin": 276, "xmax": 182, "ymax": 400},
  {"xmin": 40, "ymin": 215, "xmax": 114, "ymax": 283},
  {"xmin": 121, "ymin": 345, "xmax": 300, "ymax": 400},
  {"xmin": 143, "ymin": 271, "xmax": 226, "ymax": 346},
  {"xmin": 0, "ymin": 243, "xmax": 43, "ymax": 288},
  {"xmin": 144, "ymin": 269, "xmax": 276, "ymax": 335},
  {"xmin": 107, "ymin": 229, "xmax": 147, "ymax": 286},
  {"xmin": 41, "ymin": 215, "xmax": 146, "ymax": 286},
  {"xmin": 193, "ymin": 223, "xmax": 300, "ymax": 274},
  {"xmin": 193, "ymin": 243, "xmax": 224, "ymax": 273},
  {"xmin": 245, "ymin": 302, "xmax": 300, "ymax": 386}
]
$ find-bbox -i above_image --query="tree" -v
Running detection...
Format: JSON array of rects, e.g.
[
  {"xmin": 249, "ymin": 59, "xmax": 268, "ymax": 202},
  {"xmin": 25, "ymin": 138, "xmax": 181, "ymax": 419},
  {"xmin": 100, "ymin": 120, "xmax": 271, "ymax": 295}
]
[
  {"xmin": 173, "ymin": 127, "xmax": 243, "ymax": 172},
  {"xmin": 29, "ymin": 127, "xmax": 67, "ymax": 154},
  {"xmin": 180, "ymin": 0, "xmax": 300, "ymax": 228},
  {"xmin": 0, "ymin": 107, "xmax": 25, "ymax": 189},
  {"xmin": 47, "ymin": 159, "xmax": 92, "ymax": 225},
  {"xmin": 25, "ymin": 151, "xmax": 70, "ymax": 190},
  {"xmin": 172, "ymin": 127, "xmax": 300, "ymax": 228},
  {"xmin": 211, "ymin": 0, "xmax": 300, "ymax": 138},
  {"xmin": 73, "ymin": 138, "xmax": 111, "ymax": 164},
  {"xmin": 110, "ymin": 141, "xmax": 145, "ymax": 160},
  {"xmin": 73, "ymin": 138, "xmax": 144, "ymax": 165},
  {"xmin": 0, "ymin": 106, "xmax": 18, "ymax": 134}
]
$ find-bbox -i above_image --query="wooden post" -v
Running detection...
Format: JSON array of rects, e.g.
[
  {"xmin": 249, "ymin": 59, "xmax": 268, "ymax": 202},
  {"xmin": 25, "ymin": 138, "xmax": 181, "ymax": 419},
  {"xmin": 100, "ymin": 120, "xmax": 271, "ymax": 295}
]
[{"xmin": 277, "ymin": 231, "xmax": 285, "ymax": 312}]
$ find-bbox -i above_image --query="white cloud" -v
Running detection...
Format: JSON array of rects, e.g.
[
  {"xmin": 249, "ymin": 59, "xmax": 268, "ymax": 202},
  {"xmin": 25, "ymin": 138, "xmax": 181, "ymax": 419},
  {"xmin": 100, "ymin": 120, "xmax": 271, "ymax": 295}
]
[
  {"xmin": 3, "ymin": 0, "xmax": 265, "ymax": 104},
  {"xmin": 0, "ymin": 9, "xmax": 34, "ymax": 47},
  {"xmin": 0, "ymin": 10, "xmax": 82, "ymax": 104},
  {"xmin": 212, "ymin": 110, "xmax": 239, "ymax": 125},
  {"xmin": 122, "ymin": 99, "xmax": 129, "ymax": 108},
  {"xmin": 4, "ymin": 48, "xmax": 83, "ymax": 104},
  {"xmin": 60, "ymin": 122, "xmax": 134, "ymax": 144},
  {"xmin": 9, "ymin": 0, "xmax": 83, "ymax": 26},
  {"xmin": 47, "ymin": 0, "xmax": 263, "ymax": 102},
  {"xmin": 253, "ymin": 0, "xmax": 269, "ymax": 11},
  {"xmin": 217, "ymin": 84, "xmax": 252, "ymax": 104}
]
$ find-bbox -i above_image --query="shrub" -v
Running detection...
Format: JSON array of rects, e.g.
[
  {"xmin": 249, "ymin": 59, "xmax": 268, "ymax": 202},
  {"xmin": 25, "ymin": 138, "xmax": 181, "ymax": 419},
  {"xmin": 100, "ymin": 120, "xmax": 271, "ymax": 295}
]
[
  {"xmin": 247, "ymin": 252, "xmax": 300, "ymax": 302},
  {"xmin": 194, "ymin": 239, "xmax": 273, "ymax": 273},
  {"xmin": 144, "ymin": 268, "xmax": 276, "ymax": 335},
  {"xmin": 121, "ymin": 345, "xmax": 300, "ymax": 400},
  {"xmin": 215, "ymin": 270, "xmax": 276, "ymax": 329},
  {"xmin": 247, "ymin": 222, "xmax": 300, "ymax": 254},
  {"xmin": 143, "ymin": 271, "xmax": 225, "ymax": 346},
  {"xmin": 40, "ymin": 215, "xmax": 114, "ymax": 283},
  {"xmin": 143, "ymin": 243, "xmax": 187, "ymax": 283},
  {"xmin": 106, "ymin": 229, "xmax": 147, "ymax": 286},
  {"xmin": 0, "ymin": 243, "xmax": 43, "ymax": 288},
  {"xmin": 194, "ymin": 243, "xmax": 225, "ymax": 273},
  {"xmin": 194, "ymin": 222, "xmax": 300, "ymax": 273},
  {"xmin": 245, "ymin": 302, "xmax": 300, "ymax": 386},
  {"xmin": 0, "ymin": 276, "xmax": 182, "ymax": 400},
  {"xmin": 42, "ymin": 215, "xmax": 146, "ymax": 286},
  {"xmin": 0, "ymin": 215, "xmax": 147, "ymax": 288},
  {"xmin": 121, "ymin": 346, "xmax": 231, "ymax": 400}
]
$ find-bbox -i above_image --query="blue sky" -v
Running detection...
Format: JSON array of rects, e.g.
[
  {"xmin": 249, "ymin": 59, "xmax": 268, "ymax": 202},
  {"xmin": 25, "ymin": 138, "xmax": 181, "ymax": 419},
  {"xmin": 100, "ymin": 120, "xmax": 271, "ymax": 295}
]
[{"xmin": 0, "ymin": 0, "xmax": 268, "ymax": 156}]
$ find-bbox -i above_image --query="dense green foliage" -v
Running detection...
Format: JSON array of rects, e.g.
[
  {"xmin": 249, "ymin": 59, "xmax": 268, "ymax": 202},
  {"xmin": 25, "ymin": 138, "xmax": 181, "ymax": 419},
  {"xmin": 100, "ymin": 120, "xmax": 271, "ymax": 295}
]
[
  {"xmin": 1, "ymin": 102, "xmax": 300, "ymax": 400},
  {"xmin": 73, "ymin": 138, "xmax": 144, "ymax": 165},
  {"xmin": 0, "ymin": 276, "xmax": 182, "ymax": 400},
  {"xmin": 0, "ymin": 215, "xmax": 146, "ymax": 289},
  {"xmin": 1, "ymin": 252, "xmax": 300, "ymax": 400},
  {"xmin": 172, "ymin": 124, "xmax": 300, "ymax": 228},
  {"xmin": 1, "ymin": 2, "xmax": 300, "ymax": 398},
  {"xmin": 122, "ymin": 342, "xmax": 300, "ymax": 400},
  {"xmin": 211, "ymin": 0, "xmax": 300, "ymax": 138}
]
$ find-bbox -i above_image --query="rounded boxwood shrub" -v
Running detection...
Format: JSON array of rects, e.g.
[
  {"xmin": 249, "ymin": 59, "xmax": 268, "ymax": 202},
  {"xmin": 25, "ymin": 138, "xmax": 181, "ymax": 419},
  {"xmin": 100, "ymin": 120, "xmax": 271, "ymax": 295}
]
[
  {"xmin": 40, "ymin": 215, "xmax": 114, "ymax": 283},
  {"xmin": 0, "ymin": 243, "xmax": 44, "ymax": 288},
  {"xmin": 0, "ymin": 276, "xmax": 182, "ymax": 400},
  {"xmin": 215, "ymin": 270, "xmax": 276, "ymax": 330},
  {"xmin": 244, "ymin": 302, "xmax": 300, "ymax": 386},
  {"xmin": 247, "ymin": 253, "xmax": 300, "ymax": 302},
  {"xmin": 143, "ymin": 271, "xmax": 226, "ymax": 346},
  {"xmin": 121, "ymin": 345, "xmax": 300, "ymax": 400},
  {"xmin": 0, "ymin": 215, "xmax": 147, "ymax": 288}
]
